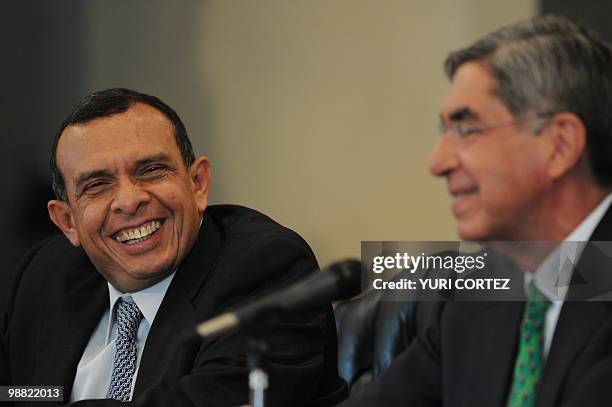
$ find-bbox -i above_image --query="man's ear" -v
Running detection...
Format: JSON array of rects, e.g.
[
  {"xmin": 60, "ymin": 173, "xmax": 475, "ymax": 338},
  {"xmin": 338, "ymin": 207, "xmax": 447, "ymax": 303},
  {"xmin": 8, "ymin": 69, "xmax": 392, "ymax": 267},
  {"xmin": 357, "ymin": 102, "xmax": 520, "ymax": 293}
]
[
  {"xmin": 189, "ymin": 156, "xmax": 212, "ymax": 213},
  {"xmin": 544, "ymin": 112, "xmax": 587, "ymax": 180},
  {"xmin": 47, "ymin": 200, "xmax": 81, "ymax": 246}
]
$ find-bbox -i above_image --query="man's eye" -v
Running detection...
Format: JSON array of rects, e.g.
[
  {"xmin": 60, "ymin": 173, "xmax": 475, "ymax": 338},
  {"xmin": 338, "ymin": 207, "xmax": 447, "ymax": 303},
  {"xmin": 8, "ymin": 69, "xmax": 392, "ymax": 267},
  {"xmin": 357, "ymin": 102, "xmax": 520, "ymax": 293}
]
[
  {"xmin": 457, "ymin": 124, "xmax": 482, "ymax": 137},
  {"xmin": 83, "ymin": 181, "xmax": 107, "ymax": 192},
  {"xmin": 143, "ymin": 165, "xmax": 165, "ymax": 174},
  {"xmin": 140, "ymin": 165, "xmax": 169, "ymax": 180}
]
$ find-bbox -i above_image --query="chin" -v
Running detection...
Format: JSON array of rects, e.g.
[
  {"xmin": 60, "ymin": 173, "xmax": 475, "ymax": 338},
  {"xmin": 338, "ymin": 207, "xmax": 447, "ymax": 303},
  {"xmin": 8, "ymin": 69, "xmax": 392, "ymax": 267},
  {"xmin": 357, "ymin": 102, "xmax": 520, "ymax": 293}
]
[
  {"xmin": 130, "ymin": 265, "xmax": 172, "ymax": 280},
  {"xmin": 115, "ymin": 271, "xmax": 169, "ymax": 293},
  {"xmin": 456, "ymin": 220, "xmax": 491, "ymax": 242}
]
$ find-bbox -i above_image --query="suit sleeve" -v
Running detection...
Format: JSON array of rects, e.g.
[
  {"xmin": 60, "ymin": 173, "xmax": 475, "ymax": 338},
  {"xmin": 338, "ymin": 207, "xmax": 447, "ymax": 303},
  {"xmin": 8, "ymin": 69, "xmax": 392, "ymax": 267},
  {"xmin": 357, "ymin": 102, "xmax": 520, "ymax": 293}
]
[
  {"xmin": 72, "ymin": 234, "xmax": 341, "ymax": 407},
  {"xmin": 336, "ymin": 301, "xmax": 445, "ymax": 407},
  {"xmin": 0, "ymin": 238, "xmax": 52, "ymax": 388},
  {"xmin": 0, "ymin": 319, "xmax": 9, "ymax": 386}
]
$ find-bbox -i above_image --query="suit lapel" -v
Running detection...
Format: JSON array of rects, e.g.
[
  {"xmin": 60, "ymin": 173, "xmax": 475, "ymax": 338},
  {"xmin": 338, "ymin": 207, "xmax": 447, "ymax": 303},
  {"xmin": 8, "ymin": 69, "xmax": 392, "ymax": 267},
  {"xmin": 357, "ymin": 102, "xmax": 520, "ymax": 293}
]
[
  {"xmin": 565, "ymin": 207, "xmax": 612, "ymax": 301},
  {"xmin": 133, "ymin": 212, "xmax": 224, "ymax": 397},
  {"xmin": 537, "ymin": 205, "xmax": 612, "ymax": 406},
  {"xmin": 588, "ymin": 205, "xmax": 612, "ymax": 242},
  {"xmin": 537, "ymin": 301, "xmax": 609, "ymax": 407},
  {"xmin": 462, "ymin": 301, "xmax": 524, "ymax": 407},
  {"xmin": 33, "ymin": 265, "xmax": 107, "ymax": 400}
]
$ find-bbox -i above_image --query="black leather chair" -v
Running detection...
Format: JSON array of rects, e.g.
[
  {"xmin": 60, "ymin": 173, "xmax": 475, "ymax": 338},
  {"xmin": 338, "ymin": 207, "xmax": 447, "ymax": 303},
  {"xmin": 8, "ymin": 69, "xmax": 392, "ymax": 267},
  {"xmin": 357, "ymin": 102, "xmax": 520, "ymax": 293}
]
[
  {"xmin": 334, "ymin": 249, "xmax": 520, "ymax": 395},
  {"xmin": 335, "ymin": 268, "xmax": 421, "ymax": 395}
]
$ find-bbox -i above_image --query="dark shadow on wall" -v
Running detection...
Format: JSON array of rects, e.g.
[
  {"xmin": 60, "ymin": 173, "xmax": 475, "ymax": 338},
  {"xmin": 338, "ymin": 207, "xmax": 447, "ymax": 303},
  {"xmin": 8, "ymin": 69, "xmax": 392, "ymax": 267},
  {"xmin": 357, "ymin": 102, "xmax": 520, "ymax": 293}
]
[{"xmin": 0, "ymin": 1, "xmax": 87, "ymax": 311}]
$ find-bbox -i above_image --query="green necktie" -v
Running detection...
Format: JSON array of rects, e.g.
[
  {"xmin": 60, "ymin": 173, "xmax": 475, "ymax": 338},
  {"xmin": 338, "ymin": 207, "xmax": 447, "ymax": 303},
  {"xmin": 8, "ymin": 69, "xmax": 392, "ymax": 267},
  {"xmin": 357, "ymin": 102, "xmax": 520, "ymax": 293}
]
[{"xmin": 507, "ymin": 282, "xmax": 552, "ymax": 407}]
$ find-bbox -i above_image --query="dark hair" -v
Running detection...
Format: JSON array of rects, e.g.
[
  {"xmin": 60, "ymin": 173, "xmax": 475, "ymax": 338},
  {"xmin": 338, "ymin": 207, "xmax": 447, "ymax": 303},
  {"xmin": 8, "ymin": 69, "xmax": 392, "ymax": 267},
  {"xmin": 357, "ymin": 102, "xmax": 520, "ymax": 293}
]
[
  {"xmin": 444, "ymin": 15, "xmax": 612, "ymax": 186},
  {"xmin": 50, "ymin": 88, "xmax": 196, "ymax": 201}
]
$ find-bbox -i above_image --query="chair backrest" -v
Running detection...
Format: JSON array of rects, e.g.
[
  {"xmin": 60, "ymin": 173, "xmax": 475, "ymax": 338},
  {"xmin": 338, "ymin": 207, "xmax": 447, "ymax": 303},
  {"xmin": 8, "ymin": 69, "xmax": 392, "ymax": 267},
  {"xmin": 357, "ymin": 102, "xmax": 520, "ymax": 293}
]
[{"xmin": 335, "ymin": 268, "xmax": 419, "ymax": 394}]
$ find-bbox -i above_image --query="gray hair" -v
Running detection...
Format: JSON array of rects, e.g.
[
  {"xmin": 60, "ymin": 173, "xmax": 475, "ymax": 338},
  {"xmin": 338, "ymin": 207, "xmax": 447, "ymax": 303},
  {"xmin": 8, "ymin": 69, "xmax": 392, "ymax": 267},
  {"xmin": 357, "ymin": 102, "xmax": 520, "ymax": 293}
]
[{"xmin": 444, "ymin": 15, "xmax": 612, "ymax": 185}]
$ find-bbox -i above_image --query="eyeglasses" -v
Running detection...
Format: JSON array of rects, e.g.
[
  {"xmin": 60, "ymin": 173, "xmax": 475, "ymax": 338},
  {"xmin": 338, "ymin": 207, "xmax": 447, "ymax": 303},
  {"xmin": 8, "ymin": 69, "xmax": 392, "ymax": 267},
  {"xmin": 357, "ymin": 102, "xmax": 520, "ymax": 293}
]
[{"xmin": 438, "ymin": 113, "xmax": 556, "ymax": 140}]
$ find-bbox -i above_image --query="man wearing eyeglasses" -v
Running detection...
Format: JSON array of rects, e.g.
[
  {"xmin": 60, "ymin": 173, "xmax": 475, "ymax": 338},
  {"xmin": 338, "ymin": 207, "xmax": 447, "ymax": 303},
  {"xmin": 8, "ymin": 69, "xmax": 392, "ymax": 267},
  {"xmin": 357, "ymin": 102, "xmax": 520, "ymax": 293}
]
[{"xmin": 339, "ymin": 15, "xmax": 612, "ymax": 407}]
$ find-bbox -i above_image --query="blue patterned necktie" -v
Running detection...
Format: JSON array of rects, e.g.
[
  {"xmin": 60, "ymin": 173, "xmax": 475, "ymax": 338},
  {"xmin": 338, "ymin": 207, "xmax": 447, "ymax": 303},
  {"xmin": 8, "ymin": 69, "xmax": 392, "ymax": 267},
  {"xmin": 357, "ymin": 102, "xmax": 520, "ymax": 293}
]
[{"xmin": 106, "ymin": 298, "xmax": 143, "ymax": 401}]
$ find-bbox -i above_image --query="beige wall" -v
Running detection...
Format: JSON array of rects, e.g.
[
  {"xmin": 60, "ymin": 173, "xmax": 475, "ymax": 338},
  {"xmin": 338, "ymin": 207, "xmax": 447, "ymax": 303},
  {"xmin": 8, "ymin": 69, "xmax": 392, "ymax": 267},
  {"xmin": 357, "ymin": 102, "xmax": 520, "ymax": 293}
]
[{"xmin": 84, "ymin": 0, "xmax": 536, "ymax": 266}]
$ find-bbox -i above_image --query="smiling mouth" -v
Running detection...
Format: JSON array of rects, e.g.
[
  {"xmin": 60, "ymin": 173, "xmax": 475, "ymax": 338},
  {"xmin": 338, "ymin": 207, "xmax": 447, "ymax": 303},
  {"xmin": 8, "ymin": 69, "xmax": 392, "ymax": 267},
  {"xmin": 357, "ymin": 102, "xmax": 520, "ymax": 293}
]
[
  {"xmin": 113, "ymin": 220, "xmax": 164, "ymax": 245},
  {"xmin": 449, "ymin": 185, "xmax": 478, "ymax": 197},
  {"xmin": 453, "ymin": 190, "xmax": 477, "ymax": 198}
]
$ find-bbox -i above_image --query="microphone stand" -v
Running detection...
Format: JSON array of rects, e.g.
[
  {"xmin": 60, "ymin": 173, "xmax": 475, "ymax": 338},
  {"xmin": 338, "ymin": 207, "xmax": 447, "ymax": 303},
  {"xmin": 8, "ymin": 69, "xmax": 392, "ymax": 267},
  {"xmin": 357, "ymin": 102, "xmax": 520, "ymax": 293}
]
[
  {"xmin": 247, "ymin": 335, "xmax": 270, "ymax": 407},
  {"xmin": 193, "ymin": 260, "xmax": 363, "ymax": 406}
]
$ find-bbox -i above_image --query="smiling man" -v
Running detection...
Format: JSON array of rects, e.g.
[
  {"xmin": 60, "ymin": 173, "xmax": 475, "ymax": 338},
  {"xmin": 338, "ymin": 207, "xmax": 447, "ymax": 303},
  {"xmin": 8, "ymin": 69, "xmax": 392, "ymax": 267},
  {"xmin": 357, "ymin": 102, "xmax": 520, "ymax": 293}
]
[
  {"xmin": 49, "ymin": 102, "xmax": 208, "ymax": 293},
  {"xmin": 0, "ymin": 89, "xmax": 345, "ymax": 406},
  {"xmin": 339, "ymin": 15, "xmax": 612, "ymax": 407},
  {"xmin": 432, "ymin": 66, "xmax": 556, "ymax": 243}
]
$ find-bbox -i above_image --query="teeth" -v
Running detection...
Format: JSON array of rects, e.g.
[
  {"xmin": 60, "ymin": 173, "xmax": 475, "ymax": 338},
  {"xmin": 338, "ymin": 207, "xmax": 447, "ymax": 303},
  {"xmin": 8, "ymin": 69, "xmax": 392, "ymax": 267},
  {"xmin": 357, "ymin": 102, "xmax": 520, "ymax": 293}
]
[
  {"xmin": 114, "ymin": 220, "xmax": 162, "ymax": 243},
  {"xmin": 125, "ymin": 236, "xmax": 149, "ymax": 245}
]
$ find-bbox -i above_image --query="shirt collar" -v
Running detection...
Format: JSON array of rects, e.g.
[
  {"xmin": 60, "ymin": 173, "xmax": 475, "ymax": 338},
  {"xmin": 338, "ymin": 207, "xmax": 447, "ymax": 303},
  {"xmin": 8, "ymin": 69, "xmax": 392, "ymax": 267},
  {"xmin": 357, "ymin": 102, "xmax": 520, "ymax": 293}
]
[
  {"xmin": 528, "ymin": 193, "xmax": 612, "ymax": 301},
  {"xmin": 106, "ymin": 271, "xmax": 176, "ymax": 339}
]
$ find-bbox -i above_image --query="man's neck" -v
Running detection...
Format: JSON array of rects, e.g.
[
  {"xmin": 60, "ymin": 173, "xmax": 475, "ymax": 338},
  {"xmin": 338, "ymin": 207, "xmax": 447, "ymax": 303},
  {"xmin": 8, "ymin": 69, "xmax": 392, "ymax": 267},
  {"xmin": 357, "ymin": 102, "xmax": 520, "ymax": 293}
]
[
  {"xmin": 492, "ymin": 185, "xmax": 612, "ymax": 271},
  {"xmin": 538, "ymin": 183, "xmax": 612, "ymax": 241}
]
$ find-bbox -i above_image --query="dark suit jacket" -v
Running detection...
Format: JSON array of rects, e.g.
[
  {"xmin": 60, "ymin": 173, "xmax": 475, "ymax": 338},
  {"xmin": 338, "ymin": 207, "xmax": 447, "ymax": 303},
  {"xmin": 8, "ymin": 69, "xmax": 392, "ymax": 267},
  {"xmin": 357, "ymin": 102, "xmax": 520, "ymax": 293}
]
[
  {"xmin": 339, "ymin": 208, "xmax": 612, "ymax": 407},
  {"xmin": 0, "ymin": 205, "xmax": 346, "ymax": 406}
]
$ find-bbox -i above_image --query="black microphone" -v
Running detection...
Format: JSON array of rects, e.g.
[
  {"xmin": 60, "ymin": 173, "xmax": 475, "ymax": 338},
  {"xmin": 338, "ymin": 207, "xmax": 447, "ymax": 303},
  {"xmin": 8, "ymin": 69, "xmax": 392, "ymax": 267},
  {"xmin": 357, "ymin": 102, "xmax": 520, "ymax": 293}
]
[{"xmin": 195, "ymin": 259, "xmax": 362, "ymax": 339}]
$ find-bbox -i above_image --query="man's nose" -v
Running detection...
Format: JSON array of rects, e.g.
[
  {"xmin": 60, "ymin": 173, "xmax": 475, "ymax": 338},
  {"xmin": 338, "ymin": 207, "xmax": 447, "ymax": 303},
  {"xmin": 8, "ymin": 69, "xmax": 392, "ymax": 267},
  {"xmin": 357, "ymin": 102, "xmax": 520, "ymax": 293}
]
[
  {"xmin": 110, "ymin": 180, "xmax": 150, "ymax": 215},
  {"xmin": 427, "ymin": 135, "xmax": 460, "ymax": 177}
]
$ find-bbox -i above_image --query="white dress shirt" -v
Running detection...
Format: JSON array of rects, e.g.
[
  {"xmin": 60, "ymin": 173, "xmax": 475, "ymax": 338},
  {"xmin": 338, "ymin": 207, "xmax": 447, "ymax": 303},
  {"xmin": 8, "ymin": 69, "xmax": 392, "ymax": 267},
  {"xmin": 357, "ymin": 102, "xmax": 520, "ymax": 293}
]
[
  {"xmin": 525, "ymin": 193, "xmax": 612, "ymax": 358},
  {"xmin": 70, "ymin": 271, "xmax": 176, "ymax": 402}
]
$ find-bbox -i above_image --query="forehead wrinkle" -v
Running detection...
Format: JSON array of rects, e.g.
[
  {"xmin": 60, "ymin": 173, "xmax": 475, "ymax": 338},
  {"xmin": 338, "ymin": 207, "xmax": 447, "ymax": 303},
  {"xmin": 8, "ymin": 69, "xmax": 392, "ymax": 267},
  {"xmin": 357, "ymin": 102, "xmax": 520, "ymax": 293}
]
[
  {"xmin": 60, "ymin": 138, "xmax": 159, "ymax": 174},
  {"xmin": 75, "ymin": 150, "xmax": 173, "ymax": 179},
  {"xmin": 125, "ymin": 103, "xmax": 175, "ymax": 139}
]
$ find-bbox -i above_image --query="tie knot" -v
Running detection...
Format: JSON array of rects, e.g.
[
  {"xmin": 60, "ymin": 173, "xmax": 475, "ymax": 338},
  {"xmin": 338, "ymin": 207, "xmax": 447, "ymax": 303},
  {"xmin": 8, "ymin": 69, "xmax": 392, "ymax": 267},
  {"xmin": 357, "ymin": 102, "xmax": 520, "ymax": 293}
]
[
  {"xmin": 526, "ymin": 281, "xmax": 551, "ymax": 304},
  {"xmin": 114, "ymin": 298, "xmax": 143, "ymax": 341},
  {"xmin": 525, "ymin": 281, "xmax": 551, "ymax": 320}
]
